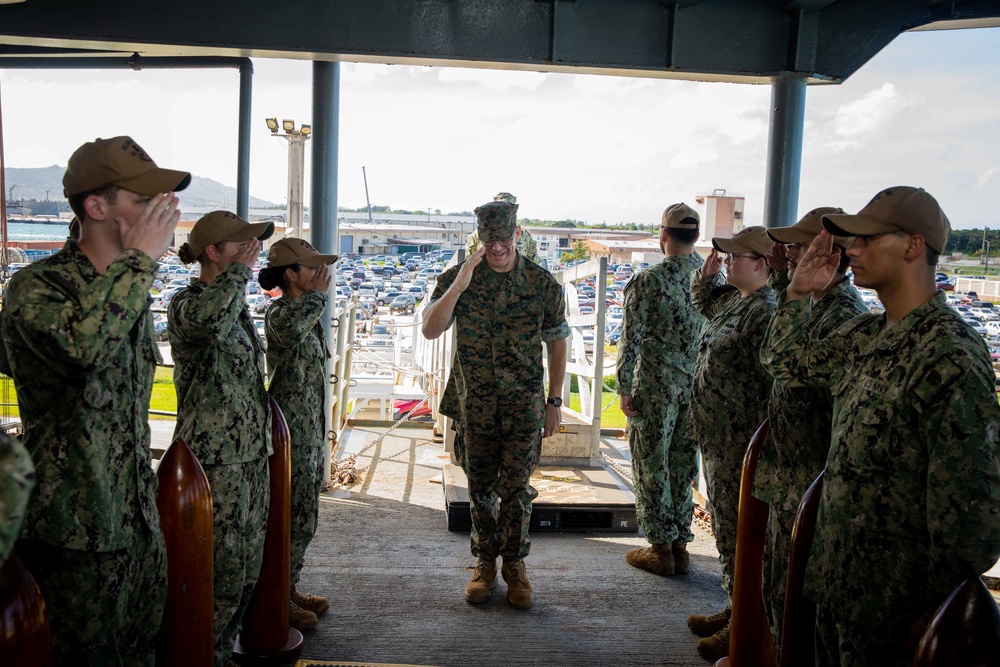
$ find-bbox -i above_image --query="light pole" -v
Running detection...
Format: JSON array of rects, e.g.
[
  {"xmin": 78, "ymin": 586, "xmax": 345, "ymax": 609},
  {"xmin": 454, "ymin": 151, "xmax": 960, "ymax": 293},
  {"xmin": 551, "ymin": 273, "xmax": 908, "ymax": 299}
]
[
  {"xmin": 986, "ymin": 240, "xmax": 991, "ymax": 277},
  {"xmin": 266, "ymin": 118, "xmax": 311, "ymax": 240}
]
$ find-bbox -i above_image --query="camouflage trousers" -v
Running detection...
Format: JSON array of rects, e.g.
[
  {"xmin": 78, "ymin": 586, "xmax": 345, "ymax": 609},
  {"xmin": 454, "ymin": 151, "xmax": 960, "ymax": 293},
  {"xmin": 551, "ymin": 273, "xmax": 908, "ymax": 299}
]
[
  {"xmin": 815, "ymin": 603, "xmax": 917, "ymax": 667},
  {"xmin": 461, "ymin": 428, "xmax": 542, "ymax": 561},
  {"xmin": 290, "ymin": 445, "xmax": 325, "ymax": 590},
  {"xmin": 700, "ymin": 442, "xmax": 744, "ymax": 601},
  {"xmin": 204, "ymin": 457, "xmax": 270, "ymax": 667},
  {"xmin": 762, "ymin": 504, "xmax": 798, "ymax": 649},
  {"xmin": 16, "ymin": 523, "xmax": 166, "ymax": 667},
  {"xmin": 627, "ymin": 401, "xmax": 698, "ymax": 545}
]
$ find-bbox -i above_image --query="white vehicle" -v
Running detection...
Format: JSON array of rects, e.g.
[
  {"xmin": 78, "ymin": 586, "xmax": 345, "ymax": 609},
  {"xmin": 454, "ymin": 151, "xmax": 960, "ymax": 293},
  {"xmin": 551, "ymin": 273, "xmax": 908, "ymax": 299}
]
[{"xmin": 984, "ymin": 321, "xmax": 1000, "ymax": 337}]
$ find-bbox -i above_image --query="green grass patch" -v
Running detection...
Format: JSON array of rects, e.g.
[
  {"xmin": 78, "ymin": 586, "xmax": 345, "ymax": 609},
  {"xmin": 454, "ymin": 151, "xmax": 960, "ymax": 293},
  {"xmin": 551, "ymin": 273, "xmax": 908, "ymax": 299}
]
[{"xmin": 569, "ymin": 388, "xmax": 626, "ymax": 429}]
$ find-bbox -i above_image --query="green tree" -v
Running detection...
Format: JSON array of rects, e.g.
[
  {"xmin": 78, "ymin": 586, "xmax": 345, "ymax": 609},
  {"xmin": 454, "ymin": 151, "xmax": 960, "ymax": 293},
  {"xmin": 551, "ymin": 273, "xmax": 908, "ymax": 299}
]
[{"xmin": 562, "ymin": 241, "xmax": 591, "ymax": 262}]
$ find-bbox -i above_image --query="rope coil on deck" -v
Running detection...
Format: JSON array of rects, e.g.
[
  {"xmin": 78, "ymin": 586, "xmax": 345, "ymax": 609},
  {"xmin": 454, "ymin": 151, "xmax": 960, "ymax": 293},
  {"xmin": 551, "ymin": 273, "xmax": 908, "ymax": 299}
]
[{"xmin": 325, "ymin": 394, "xmax": 432, "ymax": 490}]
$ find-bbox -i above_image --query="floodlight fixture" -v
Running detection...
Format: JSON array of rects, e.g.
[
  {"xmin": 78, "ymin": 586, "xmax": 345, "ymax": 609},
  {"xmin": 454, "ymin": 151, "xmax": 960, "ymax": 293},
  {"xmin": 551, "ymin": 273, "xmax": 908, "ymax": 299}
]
[
  {"xmin": 300, "ymin": 125, "xmax": 312, "ymax": 136},
  {"xmin": 265, "ymin": 118, "xmax": 279, "ymax": 133},
  {"xmin": 283, "ymin": 119, "xmax": 295, "ymax": 132}
]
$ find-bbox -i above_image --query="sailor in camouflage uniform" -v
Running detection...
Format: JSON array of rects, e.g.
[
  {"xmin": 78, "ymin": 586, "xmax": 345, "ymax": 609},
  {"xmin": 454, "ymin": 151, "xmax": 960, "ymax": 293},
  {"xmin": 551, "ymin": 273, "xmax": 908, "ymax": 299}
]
[
  {"xmin": 687, "ymin": 226, "xmax": 776, "ymax": 661},
  {"xmin": 423, "ymin": 200, "xmax": 569, "ymax": 610},
  {"xmin": 0, "ymin": 136, "xmax": 188, "ymax": 665},
  {"xmin": 259, "ymin": 238, "xmax": 338, "ymax": 630},
  {"xmin": 0, "ymin": 433, "xmax": 33, "ymax": 567},
  {"xmin": 757, "ymin": 208, "xmax": 866, "ymax": 655},
  {"xmin": 467, "ymin": 192, "xmax": 542, "ymax": 265},
  {"xmin": 616, "ymin": 203, "xmax": 704, "ymax": 576},
  {"xmin": 764, "ymin": 187, "xmax": 1000, "ymax": 667},
  {"xmin": 169, "ymin": 211, "xmax": 274, "ymax": 667}
]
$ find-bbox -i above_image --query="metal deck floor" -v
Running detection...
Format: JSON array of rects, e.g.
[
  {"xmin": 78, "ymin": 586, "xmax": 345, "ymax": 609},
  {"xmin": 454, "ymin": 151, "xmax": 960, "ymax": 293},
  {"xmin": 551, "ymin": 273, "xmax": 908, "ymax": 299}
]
[{"xmin": 283, "ymin": 424, "xmax": 727, "ymax": 667}]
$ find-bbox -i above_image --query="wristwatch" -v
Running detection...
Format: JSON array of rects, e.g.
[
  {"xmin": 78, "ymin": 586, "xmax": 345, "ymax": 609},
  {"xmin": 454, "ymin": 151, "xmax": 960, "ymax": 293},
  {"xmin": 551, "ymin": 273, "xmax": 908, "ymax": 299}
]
[{"xmin": 546, "ymin": 397, "xmax": 562, "ymax": 408}]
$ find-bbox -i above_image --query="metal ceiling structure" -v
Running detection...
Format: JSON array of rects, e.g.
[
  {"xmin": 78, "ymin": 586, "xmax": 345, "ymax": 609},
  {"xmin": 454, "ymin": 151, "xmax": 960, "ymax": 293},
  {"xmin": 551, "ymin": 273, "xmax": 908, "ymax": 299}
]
[{"xmin": 0, "ymin": 0, "xmax": 998, "ymax": 84}]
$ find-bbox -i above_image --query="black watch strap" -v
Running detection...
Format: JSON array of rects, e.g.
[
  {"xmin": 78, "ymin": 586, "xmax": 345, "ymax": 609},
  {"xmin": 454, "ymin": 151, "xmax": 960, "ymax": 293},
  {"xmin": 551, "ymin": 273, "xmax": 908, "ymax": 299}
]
[{"xmin": 546, "ymin": 397, "xmax": 562, "ymax": 408}]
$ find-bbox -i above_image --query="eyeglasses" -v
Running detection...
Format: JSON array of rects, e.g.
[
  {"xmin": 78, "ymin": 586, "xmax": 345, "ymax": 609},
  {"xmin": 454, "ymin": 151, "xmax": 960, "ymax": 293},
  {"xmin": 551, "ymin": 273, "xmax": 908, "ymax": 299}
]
[
  {"xmin": 724, "ymin": 253, "xmax": 761, "ymax": 263},
  {"xmin": 483, "ymin": 237, "xmax": 515, "ymax": 249}
]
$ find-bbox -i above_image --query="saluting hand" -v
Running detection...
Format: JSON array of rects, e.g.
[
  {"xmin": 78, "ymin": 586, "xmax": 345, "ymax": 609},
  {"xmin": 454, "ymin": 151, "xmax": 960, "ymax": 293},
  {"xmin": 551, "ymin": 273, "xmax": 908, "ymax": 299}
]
[
  {"xmin": 786, "ymin": 230, "xmax": 840, "ymax": 301},
  {"xmin": 452, "ymin": 246, "xmax": 486, "ymax": 294},
  {"xmin": 767, "ymin": 242, "xmax": 789, "ymax": 273},
  {"xmin": 702, "ymin": 248, "xmax": 724, "ymax": 276},
  {"xmin": 121, "ymin": 192, "xmax": 181, "ymax": 262},
  {"xmin": 233, "ymin": 239, "xmax": 260, "ymax": 270},
  {"xmin": 305, "ymin": 264, "xmax": 332, "ymax": 292}
]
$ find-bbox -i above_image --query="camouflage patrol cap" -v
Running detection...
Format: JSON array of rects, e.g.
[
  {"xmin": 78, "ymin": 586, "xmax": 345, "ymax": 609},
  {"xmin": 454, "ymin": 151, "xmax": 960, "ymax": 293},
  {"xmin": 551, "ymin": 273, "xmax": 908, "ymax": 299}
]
[
  {"xmin": 267, "ymin": 238, "xmax": 338, "ymax": 268},
  {"xmin": 63, "ymin": 136, "xmax": 191, "ymax": 197},
  {"xmin": 822, "ymin": 186, "xmax": 951, "ymax": 254},
  {"xmin": 475, "ymin": 201, "xmax": 519, "ymax": 242},
  {"xmin": 767, "ymin": 207, "xmax": 854, "ymax": 249},
  {"xmin": 494, "ymin": 192, "xmax": 517, "ymax": 204},
  {"xmin": 712, "ymin": 226, "xmax": 772, "ymax": 257},
  {"xmin": 661, "ymin": 202, "xmax": 700, "ymax": 229},
  {"xmin": 188, "ymin": 210, "xmax": 275, "ymax": 258}
]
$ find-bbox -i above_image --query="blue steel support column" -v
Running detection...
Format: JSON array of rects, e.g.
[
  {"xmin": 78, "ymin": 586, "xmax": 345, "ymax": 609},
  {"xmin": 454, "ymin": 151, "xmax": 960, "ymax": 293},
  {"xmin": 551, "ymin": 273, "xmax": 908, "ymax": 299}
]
[
  {"xmin": 311, "ymin": 61, "xmax": 340, "ymax": 469},
  {"xmin": 762, "ymin": 77, "xmax": 806, "ymax": 229},
  {"xmin": 236, "ymin": 59, "xmax": 253, "ymax": 220}
]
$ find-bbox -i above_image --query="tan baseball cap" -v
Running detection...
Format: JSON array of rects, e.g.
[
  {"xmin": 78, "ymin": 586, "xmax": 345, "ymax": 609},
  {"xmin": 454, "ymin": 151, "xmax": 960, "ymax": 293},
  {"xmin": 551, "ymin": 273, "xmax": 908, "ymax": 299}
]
[
  {"xmin": 267, "ymin": 238, "xmax": 339, "ymax": 268},
  {"xmin": 63, "ymin": 136, "xmax": 191, "ymax": 197},
  {"xmin": 712, "ymin": 226, "xmax": 772, "ymax": 257},
  {"xmin": 188, "ymin": 211, "xmax": 274, "ymax": 258},
  {"xmin": 767, "ymin": 207, "xmax": 854, "ymax": 249},
  {"xmin": 822, "ymin": 186, "xmax": 951, "ymax": 254},
  {"xmin": 661, "ymin": 202, "xmax": 700, "ymax": 229}
]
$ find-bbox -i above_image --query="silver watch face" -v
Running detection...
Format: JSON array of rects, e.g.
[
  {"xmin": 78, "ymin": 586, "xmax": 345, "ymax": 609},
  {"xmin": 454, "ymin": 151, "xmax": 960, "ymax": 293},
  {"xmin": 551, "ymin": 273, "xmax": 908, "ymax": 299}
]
[{"xmin": 547, "ymin": 397, "xmax": 562, "ymax": 408}]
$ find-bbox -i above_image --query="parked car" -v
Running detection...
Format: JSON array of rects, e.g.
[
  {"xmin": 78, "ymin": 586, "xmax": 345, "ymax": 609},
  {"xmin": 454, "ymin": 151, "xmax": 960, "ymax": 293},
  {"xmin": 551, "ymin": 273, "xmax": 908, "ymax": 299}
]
[
  {"xmin": 154, "ymin": 318, "xmax": 169, "ymax": 341},
  {"xmin": 245, "ymin": 294, "xmax": 269, "ymax": 314},
  {"xmin": 407, "ymin": 285, "xmax": 426, "ymax": 301},
  {"xmin": 390, "ymin": 295, "xmax": 416, "ymax": 315}
]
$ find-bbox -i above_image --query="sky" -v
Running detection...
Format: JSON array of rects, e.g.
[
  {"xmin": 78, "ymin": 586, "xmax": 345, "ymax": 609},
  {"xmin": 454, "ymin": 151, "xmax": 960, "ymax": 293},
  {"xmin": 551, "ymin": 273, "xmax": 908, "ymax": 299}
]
[{"xmin": 0, "ymin": 26, "xmax": 998, "ymax": 230}]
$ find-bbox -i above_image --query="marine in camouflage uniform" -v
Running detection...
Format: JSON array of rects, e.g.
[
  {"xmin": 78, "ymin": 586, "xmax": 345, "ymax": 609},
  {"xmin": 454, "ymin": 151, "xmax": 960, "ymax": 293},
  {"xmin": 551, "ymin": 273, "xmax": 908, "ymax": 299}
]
[
  {"xmin": 763, "ymin": 188, "xmax": 1000, "ymax": 667},
  {"xmin": 616, "ymin": 203, "xmax": 704, "ymax": 575},
  {"xmin": 0, "ymin": 136, "xmax": 187, "ymax": 666},
  {"xmin": 263, "ymin": 238, "xmax": 337, "ymax": 611},
  {"xmin": 689, "ymin": 227, "xmax": 775, "ymax": 617},
  {"xmin": 756, "ymin": 209, "xmax": 866, "ymax": 651},
  {"xmin": 467, "ymin": 191, "xmax": 542, "ymax": 265},
  {"xmin": 424, "ymin": 200, "xmax": 568, "ymax": 609},
  {"xmin": 169, "ymin": 211, "xmax": 274, "ymax": 667},
  {"xmin": 0, "ymin": 432, "xmax": 34, "ymax": 566}
]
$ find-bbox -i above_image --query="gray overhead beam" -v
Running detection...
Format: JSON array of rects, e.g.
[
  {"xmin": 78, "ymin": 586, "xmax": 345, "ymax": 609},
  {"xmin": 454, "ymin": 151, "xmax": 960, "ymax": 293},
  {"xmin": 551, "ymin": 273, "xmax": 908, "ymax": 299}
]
[{"xmin": 1, "ymin": 0, "xmax": 997, "ymax": 84}]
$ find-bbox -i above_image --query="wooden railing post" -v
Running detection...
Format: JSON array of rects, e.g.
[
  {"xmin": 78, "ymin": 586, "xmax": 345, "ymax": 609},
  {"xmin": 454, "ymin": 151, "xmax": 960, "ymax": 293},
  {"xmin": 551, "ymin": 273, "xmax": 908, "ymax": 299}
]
[
  {"xmin": 779, "ymin": 470, "xmax": 824, "ymax": 667},
  {"xmin": 0, "ymin": 552, "xmax": 51, "ymax": 666},
  {"xmin": 913, "ymin": 576, "xmax": 1000, "ymax": 666},
  {"xmin": 717, "ymin": 419, "xmax": 775, "ymax": 667},
  {"xmin": 156, "ymin": 438, "xmax": 214, "ymax": 666},
  {"xmin": 233, "ymin": 396, "xmax": 303, "ymax": 664}
]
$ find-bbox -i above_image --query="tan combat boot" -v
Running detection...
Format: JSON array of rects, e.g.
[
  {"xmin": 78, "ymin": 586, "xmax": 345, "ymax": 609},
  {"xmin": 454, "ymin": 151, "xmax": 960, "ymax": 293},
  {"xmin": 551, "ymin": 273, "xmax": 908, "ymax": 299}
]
[
  {"xmin": 696, "ymin": 622, "xmax": 731, "ymax": 661},
  {"xmin": 292, "ymin": 588, "xmax": 329, "ymax": 615},
  {"xmin": 687, "ymin": 606, "xmax": 731, "ymax": 637},
  {"xmin": 625, "ymin": 543, "xmax": 674, "ymax": 575},
  {"xmin": 465, "ymin": 557, "xmax": 497, "ymax": 603},
  {"xmin": 288, "ymin": 601, "xmax": 318, "ymax": 631},
  {"xmin": 671, "ymin": 541, "xmax": 690, "ymax": 574},
  {"xmin": 501, "ymin": 558, "xmax": 532, "ymax": 610}
]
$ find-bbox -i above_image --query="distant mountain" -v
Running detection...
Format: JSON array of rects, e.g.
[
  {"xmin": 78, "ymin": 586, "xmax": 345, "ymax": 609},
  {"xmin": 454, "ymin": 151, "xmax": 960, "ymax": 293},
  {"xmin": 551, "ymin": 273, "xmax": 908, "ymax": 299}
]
[{"xmin": 3, "ymin": 166, "xmax": 278, "ymax": 208}]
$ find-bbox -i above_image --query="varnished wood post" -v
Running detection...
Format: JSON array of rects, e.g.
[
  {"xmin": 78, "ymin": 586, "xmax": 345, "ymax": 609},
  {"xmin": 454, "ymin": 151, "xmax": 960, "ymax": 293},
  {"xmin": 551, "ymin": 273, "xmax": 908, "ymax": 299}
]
[
  {"xmin": 913, "ymin": 576, "xmax": 1000, "ymax": 667},
  {"xmin": 156, "ymin": 438, "xmax": 214, "ymax": 667},
  {"xmin": 716, "ymin": 419, "xmax": 775, "ymax": 667},
  {"xmin": 0, "ymin": 552, "xmax": 51, "ymax": 666},
  {"xmin": 779, "ymin": 470, "xmax": 824, "ymax": 667},
  {"xmin": 234, "ymin": 395, "xmax": 303, "ymax": 664}
]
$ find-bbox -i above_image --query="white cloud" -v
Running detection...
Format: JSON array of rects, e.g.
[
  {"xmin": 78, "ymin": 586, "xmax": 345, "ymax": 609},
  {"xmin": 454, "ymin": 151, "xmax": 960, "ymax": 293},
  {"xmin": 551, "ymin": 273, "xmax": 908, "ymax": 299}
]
[{"xmin": 977, "ymin": 167, "xmax": 999, "ymax": 190}]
